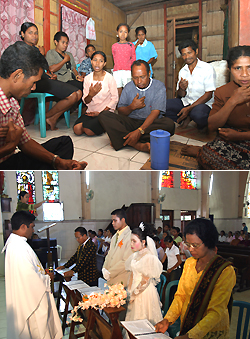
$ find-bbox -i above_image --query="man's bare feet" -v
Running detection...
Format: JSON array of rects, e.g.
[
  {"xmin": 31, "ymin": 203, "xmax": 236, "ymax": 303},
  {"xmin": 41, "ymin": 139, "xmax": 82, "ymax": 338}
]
[
  {"xmin": 181, "ymin": 145, "xmax": 201, "ymax": 157},
  {"xmin": 179, "ymin": 116, "xmax": 191, "ymax": 129},
  {"xmin": 79, "ymin": 161, "xmax": 88, "ymax": 169},
  {"xmin": 134, "ymin": 142, "xmax": 150, "ymax": 153}
]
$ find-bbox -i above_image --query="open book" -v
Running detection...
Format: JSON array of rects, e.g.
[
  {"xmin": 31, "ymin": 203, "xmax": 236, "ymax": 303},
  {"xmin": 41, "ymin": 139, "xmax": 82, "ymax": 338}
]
[{"xmin": 121, "ymin": 319, "xmax": 171, "ymax": 339}]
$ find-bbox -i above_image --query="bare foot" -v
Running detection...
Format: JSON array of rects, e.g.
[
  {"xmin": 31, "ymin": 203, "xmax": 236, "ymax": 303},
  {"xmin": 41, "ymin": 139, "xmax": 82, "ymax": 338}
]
[
  {"xmin": 181, "ymin": 145, "xmax": 201, "ymax": 157},
  {"xmin": 79, "ymin": 161, "xmax": 88, "ymax": 169},
  {"xmin": 179, "ymin": 116, "xmax": 191, "ymax": 129},
  {"xmin": 46, "ymin": 117, "xmax": 58, "ymax": 131},
  {"xmin": 134, "ymin": 142, "xmax": 150, "ymax": 153},
  {"xmin": 46, "ymin": 122, "xmax": 58, "ymax": 131}
]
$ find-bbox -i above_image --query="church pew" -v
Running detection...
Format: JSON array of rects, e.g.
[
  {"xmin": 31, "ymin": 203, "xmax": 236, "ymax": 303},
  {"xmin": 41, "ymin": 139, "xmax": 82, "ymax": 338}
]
[
  {"xmin": 217, "ymin": 242, "xmax": 250, "ymax": 255},
  {"xmin": 217, "ymin": 251, "xmax": 250, "ymax": 291}
]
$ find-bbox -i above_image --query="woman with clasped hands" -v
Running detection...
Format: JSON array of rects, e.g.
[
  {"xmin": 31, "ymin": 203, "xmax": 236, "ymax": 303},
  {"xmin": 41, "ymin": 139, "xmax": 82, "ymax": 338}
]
[{"xmin": 155, "ymin": 218, "xmax": 236, "ymax": 339}]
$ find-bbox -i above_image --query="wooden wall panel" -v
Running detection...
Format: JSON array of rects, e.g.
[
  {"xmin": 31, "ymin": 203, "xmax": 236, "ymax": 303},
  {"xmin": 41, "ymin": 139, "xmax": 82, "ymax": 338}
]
[
  {"xmin": 50, "ymin": 14, "xmax": 59, "ymax": 49},
  {"xmin": 34, "ymin": 6, "xmax": 44, "ymax": 46},
  {"xmin": 89, "ymin": 0, "xmax": 126, "ymax": 70},
  {"xmin": 206, "ymin": 35, "xmax": 224, "ymax": 61},
  {"xmin": 36, "ymin": 0, "xmax": 43, "ymax": 7},
  {"xmin": 128, "ymin": 9, "xmax": 164, "ymax": 82},
  {"xmin": 167, "ymin": 3, "xmax": 199, "ymax": 16},
  {"xmin": 50, "ymin": 0, "xmax": 58, "ymax": 13},
  {"xmin": 202, "ymin": 0, "xmax": 225, "ymax": 61},
  {"xmin": 230, "ymin": 0, "xmax": 239, "ymax": 47}
]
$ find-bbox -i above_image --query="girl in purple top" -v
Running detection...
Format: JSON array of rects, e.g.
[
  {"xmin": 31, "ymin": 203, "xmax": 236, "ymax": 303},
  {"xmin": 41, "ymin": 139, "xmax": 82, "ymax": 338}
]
[{"xmin": 112, "ymin": 23, "xmax": 136, "ymax": 97}]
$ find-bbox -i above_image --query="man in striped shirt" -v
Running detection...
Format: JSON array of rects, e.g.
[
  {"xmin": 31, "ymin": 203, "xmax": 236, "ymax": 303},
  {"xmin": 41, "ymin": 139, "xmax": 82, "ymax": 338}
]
[{"xmin": 0, "ymin": 41, "xmax": 87, "ymax": 170}]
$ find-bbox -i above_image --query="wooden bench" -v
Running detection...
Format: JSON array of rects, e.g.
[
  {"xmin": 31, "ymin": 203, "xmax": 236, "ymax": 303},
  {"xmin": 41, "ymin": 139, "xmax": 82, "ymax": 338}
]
[
  {"xmin": 216, "ymin": 249, "xmax": 250, "ymax": 291},
  {"xmin": 217, "ymin": 242, "xmax": 250, "ymax": 255}
]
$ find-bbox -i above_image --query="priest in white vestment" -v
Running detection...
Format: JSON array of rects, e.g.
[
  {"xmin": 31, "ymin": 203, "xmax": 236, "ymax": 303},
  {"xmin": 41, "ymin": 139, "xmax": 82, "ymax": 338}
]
[{"xmin": 2, "ymin": 211, "xmax": 62, "ymax": 339}]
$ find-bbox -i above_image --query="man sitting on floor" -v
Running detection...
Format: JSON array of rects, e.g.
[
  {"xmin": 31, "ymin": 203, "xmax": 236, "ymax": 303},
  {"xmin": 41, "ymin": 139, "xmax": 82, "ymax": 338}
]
[
  {"xmin": 98, "ymin": 60, "xmax": 175, "ymax": 152},
  {"xmin": 0, "ymin": 41, "xmax": 87, "ymax": 170},
  {"xmin": 166, "ymin": 39, "xmax": 216, "ymax": 130}
]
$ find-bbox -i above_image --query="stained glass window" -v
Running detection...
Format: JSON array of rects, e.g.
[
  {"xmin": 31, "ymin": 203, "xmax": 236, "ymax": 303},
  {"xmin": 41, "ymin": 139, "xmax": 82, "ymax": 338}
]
[
  {"xmin": 161, "ymin": 171, "xmax": 174, "ymax": 188},
  {"xmin": 42, "ymin": 171, "xmax": 60, "ymax": 202},
  {"xmin": 16, "ymin": 171, "xmax": 36, "ymax": 203},
  {"xmin": 180, "ymin": 171, "xmax": 197, "ymax": 190}
]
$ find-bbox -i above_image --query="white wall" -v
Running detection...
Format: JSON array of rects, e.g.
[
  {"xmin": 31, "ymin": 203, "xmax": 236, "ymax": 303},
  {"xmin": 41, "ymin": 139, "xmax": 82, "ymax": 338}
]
[
  {"xmin": 90, "ymin": 171, "xmax": 152, "ymax": 219},
  {"xmin": 209, "ymin": 171, "xmax": 240, "ymax": 220}
]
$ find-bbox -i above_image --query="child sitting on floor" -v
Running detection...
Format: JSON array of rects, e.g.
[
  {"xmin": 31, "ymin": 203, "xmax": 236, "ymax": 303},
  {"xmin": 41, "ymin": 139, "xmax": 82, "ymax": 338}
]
[{"xmin": 73, "ymin": 51, "xmax": 118, "ymax": 136}]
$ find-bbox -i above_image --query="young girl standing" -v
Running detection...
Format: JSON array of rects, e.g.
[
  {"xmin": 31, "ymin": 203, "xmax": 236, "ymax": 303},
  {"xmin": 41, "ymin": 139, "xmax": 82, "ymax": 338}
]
[
  {"xmin": 112, "ymin": 23, "xmax": 136, "ymax": 97},
  {"xmin": 161, "ymin": 235, "xmax": 182, "ymax": 281},
  {"xmin": 73, "ymin": 51, "xmax": 118, "ymax": 136}
]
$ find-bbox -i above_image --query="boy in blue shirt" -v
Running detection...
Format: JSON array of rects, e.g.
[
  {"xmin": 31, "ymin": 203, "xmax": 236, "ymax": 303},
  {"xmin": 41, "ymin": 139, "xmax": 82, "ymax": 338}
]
[{"xmin": 79, "ymin": 44, "xmax": 96, "ymax": 78}]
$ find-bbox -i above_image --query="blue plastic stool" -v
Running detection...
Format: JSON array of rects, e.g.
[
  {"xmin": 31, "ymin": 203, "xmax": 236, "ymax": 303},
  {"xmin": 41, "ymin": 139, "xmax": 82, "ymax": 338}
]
[
  {"xmin": 163, "ymin": 280, "xmax": 180, "ymax": 338},
  {"xmin": 20, "ymin": 92, "xmax": 70, "ymax": 138},
  {"xmin": 233, "ymin": 300, "xmax": 250, "ymax": 339},
  {"xmin": 157, "ymin": 274, "xmax": 167, "ymax": 301},
  {"xmin": 76, "ymin": 63, "xmax": 83, "ymax": 118}
]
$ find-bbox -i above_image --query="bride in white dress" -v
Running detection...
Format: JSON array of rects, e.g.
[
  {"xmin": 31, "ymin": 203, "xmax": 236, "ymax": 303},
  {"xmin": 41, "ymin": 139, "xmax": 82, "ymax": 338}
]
[{"xmin": 125, "ymin": 222, "xmax": 163, "ymax": 325}]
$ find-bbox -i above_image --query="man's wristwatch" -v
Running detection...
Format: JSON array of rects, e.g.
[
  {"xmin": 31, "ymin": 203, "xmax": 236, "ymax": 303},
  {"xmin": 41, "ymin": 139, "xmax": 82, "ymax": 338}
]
[
  {"xmin": 138, "ymin": 127, "xmax": 145, "ymax": 135},
  {"xmin": 52, "ymin": 154, "xmax": 58, "ymax": 169}
]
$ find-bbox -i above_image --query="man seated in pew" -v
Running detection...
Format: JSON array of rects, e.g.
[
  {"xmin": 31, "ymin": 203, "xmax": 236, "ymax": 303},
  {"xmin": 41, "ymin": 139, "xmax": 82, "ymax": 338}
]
[
  {"xmin": 218, "ymin": 230, "xmax": 227, "ymax": 242},
  {"xmin": 230, "ymin": 231, "xmax": 241, "ymax": 246},
  {"xmin": 0, "ymin": 41, "xmax": 87, "ymax": 170},
  {"xmin": 239, "ymin": 233, "xmax": 250, "ymax": 247},
  {"xmin": 226, "ymin": 231, "xmax": 233, "ymax": 243},
  {"xmin": 165, "ymin": 39, "xmax": 216, "ymax": 130},
  {"xmin": 98, "ymin": 60, "xmax": 175, "ymax": 153},
  {"xmin": 89, "ymin": 230, "xmax": 98, "ymax": 248},
  {"xmin": 57, "ymin": 226, "xmax": 98, "ymax": 286}
]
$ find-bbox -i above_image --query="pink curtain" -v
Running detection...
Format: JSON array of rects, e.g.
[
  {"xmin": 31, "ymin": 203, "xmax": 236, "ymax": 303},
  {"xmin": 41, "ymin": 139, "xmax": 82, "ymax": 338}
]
[
  {"xmin": 0, "ymin": 0, "xmax": 34, "ymax": 56},
  {"xmin": 61, "ymin": 5, "xmax": 87, "ymax": 65}
]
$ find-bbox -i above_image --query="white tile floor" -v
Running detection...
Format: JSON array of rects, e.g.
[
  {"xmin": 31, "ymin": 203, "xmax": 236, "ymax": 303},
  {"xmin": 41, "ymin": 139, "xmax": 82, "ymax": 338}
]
[{"xmin": 26, "ymin": 112, "xmax": 206, "ymax": 170}]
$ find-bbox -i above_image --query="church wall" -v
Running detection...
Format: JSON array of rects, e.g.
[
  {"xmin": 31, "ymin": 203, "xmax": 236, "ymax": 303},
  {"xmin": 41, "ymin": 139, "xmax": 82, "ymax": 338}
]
[
  {"xmin": 89, "ymin": 171, "xmax": 152, "ymax": 219},
  {"xmin": 2, "ymin": 170, "xmax": 249, "ymax": 260},
  {"xmin": 208, "ymin": 171, "xmax": 242, "ymax": 232},
  {"xmin": 209, "ymin": 171, "xmax": 239, "ymax": 219}
]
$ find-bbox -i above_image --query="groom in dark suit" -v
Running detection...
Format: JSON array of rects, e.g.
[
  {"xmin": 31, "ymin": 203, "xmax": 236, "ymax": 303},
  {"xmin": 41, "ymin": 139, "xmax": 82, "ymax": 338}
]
[{"xmin": 57, "ymin": 226, "xmax": 97, "ymax": 286}]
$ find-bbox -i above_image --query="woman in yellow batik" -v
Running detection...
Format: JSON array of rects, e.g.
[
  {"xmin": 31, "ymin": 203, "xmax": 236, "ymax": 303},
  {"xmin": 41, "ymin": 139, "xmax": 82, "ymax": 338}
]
[{"xmin": 155, "ymin": 218, "xmax": 236, "ymax": 339}]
